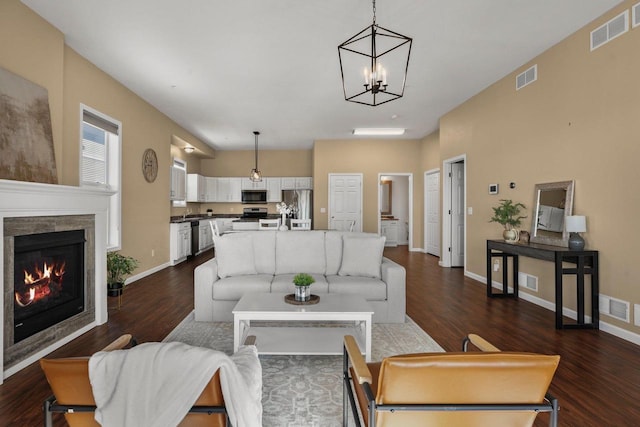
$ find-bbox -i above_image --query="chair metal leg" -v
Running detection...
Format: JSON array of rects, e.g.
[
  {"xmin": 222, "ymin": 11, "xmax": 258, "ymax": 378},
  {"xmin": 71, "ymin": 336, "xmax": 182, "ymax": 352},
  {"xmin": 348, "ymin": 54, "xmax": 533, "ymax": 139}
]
[{"xmin": 43, "ymin": 395, "xmax": 54, "ymax": 427}]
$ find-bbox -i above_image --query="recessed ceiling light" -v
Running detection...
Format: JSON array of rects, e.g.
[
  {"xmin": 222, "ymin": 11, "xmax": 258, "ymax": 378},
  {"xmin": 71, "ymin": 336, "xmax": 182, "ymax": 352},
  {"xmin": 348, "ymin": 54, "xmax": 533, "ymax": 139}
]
[
  {"xmin": 184, "ymin": 146, "xmax": 195, "ymax": 153},
  {"xmin": 353, "ymin": 128, "xmax": 405, "ymax": 136}
]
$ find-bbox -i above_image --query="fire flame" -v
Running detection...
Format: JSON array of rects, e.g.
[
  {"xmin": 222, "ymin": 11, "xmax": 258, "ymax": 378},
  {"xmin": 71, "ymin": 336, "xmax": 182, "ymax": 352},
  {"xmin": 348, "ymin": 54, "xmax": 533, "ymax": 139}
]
[{"xmin": 15, "ymin": 261, "xmax": 66, "ymax": 307}]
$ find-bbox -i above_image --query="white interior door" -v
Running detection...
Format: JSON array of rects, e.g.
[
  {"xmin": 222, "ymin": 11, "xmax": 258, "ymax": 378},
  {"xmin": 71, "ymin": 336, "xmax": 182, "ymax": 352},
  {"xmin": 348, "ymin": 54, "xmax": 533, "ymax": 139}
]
[
  {"xmin": 329, "ymin": 174, "xmax": 362, "ymax": 231},
  {"xmin": 451, "ymin": 162, "xmax": 465, "ymax": 267},
  {"xmin": 425, "ymin": 171, "xmax": 440, "ymax": 256}
]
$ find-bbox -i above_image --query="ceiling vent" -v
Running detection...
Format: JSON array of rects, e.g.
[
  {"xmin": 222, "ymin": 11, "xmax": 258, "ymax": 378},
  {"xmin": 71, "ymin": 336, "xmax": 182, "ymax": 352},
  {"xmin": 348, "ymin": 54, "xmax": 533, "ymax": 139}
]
[
  {"xmin": 633, "ymin": 2, "xmax": 640, "ymax": 28},
  {"xmin": 516, "ymin": 64, "xmax": 537, "ymax": 90},
  {"xmin": 591, "ymin": 10, "xmax": 629, "ymax": 51}
]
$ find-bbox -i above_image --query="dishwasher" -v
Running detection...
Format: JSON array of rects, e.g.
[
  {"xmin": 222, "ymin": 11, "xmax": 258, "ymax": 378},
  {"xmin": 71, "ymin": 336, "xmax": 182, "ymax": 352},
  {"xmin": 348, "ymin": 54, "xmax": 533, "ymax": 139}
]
[{"xmin": 190, "ymin": 219, "xmax": 199, "ymax": 257}]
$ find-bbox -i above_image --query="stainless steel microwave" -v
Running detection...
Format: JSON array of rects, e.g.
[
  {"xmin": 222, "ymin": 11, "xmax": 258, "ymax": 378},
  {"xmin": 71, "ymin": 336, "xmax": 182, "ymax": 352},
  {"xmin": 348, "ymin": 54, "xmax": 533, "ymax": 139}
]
[{"xmin": 241, "ymin": 190, "xmax": 267, "ymax": 204}]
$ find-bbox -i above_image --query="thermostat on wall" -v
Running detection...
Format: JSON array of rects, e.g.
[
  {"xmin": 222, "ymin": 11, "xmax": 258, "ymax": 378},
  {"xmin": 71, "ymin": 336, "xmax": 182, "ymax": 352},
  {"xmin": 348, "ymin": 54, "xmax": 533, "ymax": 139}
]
[{"xmin": 489, "ymin": 184, "xmax": 499, "ymax": 195}]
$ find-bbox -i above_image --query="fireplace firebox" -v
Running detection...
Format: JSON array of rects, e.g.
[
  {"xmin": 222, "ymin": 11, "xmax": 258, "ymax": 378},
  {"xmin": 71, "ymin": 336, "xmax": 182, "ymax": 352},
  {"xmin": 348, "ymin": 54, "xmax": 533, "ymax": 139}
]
[{"xmin": 13, "ymin": 230, "xmax": 85, "ymax": 343}]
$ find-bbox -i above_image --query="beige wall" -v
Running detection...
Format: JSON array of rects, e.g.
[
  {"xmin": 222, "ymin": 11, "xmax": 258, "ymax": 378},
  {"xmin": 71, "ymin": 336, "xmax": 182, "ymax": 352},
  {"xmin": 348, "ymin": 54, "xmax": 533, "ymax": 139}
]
[
  {"xmin": 0, "ymin": 0, "xmax": 64, "ymax": 182},
  {"xmin": 2, "ymin": 0, "xmax": 208, "ymax": 274},
  {"xmin": 313, "ymin": 139, "xmax": 425, "ymax": 246},
  {"xmin": 440, "ymin": 0, "xmax": 640, "ymax": 333}
]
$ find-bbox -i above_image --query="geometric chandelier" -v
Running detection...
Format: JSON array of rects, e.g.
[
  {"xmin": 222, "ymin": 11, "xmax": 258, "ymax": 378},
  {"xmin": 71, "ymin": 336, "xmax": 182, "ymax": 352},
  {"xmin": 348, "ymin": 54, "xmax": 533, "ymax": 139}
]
[{"xmin": 338, "ymin": 0, "xmax": 412, "ymax": 106}]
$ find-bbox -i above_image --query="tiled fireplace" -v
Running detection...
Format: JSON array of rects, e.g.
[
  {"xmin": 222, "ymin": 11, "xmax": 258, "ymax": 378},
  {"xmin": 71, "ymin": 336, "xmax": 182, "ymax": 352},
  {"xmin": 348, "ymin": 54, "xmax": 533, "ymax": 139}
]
[{"xmin": 1, "ymin": 179, "xmax": 112, "ymax": 383}]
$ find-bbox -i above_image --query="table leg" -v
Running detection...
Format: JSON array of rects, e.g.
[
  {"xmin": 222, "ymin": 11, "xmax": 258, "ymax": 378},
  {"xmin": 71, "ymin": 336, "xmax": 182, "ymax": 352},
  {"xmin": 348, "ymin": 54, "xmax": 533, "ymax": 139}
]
[
  {"xmin": 555, "ymin": 253, "xmax": 563, "ymax": 329},
  {"xmin": 365, "ymin": 316, "xmax": 372, "ymax": 363},
  {"xmin": 233, "ymin": 316, "xmax": 241, "ymax": 353}
]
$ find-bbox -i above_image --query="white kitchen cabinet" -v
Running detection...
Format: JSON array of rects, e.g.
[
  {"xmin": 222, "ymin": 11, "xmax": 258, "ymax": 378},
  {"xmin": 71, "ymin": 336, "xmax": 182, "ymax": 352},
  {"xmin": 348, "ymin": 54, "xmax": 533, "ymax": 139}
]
[
  {"xmin": 295, "ymin": 177, "xmax": 313, "ymax": 189},
  {"xmin": 205, "ymin": 177, "xmax": 218, "ymax": 202},
  {"xmin": 187, "ymin": 174, "xmax": 207, "ymax": 202},
  {"xmin": 241, "ymin": 178, "xmax": 267, "ymax": 190},
  {"xmin": 217, "ymin": 178, "xmax": 242, "ymax": 202},
  {"xmin": 281, "ymin": 177, "xmax": 313, "ymax": 190},
  {"xmin": 170, "ymin": 222, "xmax": 191, "ymax": 265},
  {"xmin": 198, "ymin": 219, "xmax": 215, "ymax": 252},
  {"xmin": 266, "ymin": 178, "xmax": 282, "ymax": 202},
  {"xmin": 381, "ymin": 220, "xmax": 398, "ymax": 247},
  {"xmin": 170, "ymin": 164, "xmax": 186, "ymax": 201}
]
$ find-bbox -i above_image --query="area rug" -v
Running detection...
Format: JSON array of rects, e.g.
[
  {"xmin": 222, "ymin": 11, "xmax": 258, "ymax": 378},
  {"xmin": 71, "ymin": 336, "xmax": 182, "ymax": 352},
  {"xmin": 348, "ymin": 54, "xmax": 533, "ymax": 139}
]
[{"xmin": 164, "ymin": 312, "xmax": 443, "ymax": 427}]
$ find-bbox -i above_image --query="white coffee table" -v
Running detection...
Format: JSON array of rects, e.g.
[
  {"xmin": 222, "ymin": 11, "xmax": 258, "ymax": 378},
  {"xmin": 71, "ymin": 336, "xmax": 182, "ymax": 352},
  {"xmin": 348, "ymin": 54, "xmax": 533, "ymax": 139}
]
[{"xmin": 233, "ymin": 293, "xmax": 374, "ymax": 362}]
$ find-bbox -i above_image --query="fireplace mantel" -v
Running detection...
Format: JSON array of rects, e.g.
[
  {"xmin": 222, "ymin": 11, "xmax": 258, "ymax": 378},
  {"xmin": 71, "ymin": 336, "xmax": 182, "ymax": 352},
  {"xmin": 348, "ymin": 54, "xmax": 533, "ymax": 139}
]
[{"xmin": 0, "ymin": 179, "xmax": 113, "ymax": 383}]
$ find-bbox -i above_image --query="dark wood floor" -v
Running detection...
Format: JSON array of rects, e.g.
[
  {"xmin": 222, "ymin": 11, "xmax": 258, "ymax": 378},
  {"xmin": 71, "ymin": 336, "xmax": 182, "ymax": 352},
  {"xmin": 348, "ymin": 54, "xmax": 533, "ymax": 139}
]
[{"xmin": 2, "ymin": 247, "xmax": 639, "ymax": 426}]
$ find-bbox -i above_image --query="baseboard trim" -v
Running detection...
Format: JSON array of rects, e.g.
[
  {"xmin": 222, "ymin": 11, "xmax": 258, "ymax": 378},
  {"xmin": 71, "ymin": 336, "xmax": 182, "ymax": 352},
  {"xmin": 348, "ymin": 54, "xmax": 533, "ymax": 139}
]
[
  {"xmin": 464, "ymin": 270, "xmax": 640, "ymax": 347},
  {"xmin": 126, "ymin": 261, "xmax": 171, "ymax": 285}
]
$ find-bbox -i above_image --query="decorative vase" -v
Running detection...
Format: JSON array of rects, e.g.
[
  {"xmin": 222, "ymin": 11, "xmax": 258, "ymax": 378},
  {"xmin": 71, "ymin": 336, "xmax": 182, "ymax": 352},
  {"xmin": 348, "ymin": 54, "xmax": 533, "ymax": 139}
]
[
  {"xmin": 503, "ymin": 228, "xmax": 519, "ymax": 243},
  {"xmin": 294, "ymin": 285, "xmax": 311, "ymax": 302},
  {"xmin": 280, "ymin": 213, "xmax": 288, "ymax": 231}
]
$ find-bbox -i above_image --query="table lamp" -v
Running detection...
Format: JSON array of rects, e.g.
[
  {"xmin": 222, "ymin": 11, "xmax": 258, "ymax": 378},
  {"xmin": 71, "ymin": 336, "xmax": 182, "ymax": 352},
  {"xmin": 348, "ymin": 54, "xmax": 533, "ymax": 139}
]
[{"xmin": 565, "ymin": 215, "xmax": 586, "ymax": 250}]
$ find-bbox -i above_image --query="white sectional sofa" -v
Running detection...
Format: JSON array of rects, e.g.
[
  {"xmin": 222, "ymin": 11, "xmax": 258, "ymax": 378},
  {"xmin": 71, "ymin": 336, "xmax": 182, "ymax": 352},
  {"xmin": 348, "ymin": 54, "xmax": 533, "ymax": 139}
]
[{"xmin": 194, "ymin": 230, "xmax": 406, "ymax": 323}]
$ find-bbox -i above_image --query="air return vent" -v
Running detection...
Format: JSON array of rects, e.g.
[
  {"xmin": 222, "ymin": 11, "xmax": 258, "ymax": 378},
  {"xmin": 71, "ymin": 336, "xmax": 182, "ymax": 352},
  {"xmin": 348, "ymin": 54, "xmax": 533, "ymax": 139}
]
[
  {"xmin": 600, "ymin": 294, "xmax": 630, "ymax": 322},
  {"xmin": 518, "ymin": 272, "xmax": 538, "ymax": 292},
  {"xmin": 633, "ymin": 2, "xmax": 640, "ymax": 28},
  {"xmin": 591, "ymin": 10, "xmax": 629, "ymax": 51},
  {"xmin": 516, "ymin": 65, "xmax": 537, "ymax": 90}
]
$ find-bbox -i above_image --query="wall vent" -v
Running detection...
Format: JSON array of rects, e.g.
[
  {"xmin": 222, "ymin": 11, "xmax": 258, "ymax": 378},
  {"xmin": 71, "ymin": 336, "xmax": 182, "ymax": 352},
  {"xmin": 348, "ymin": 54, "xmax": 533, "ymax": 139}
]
[
  {"xmin": 516, "ymin": 64, "xmax": 537, "ymax": 90},
  {"xmin": 591, "ymin": 10, "xmax": 629, "ymax": 51},
  {"xmin": 518, "ymin": 272, "xmax": 538, "ymax": 292},
  {"xmin": 635, "ymin": 304, "xmax": 640, "ymax": 327},
  {"xmin": 600, "ymin": 294, "xmax": 630, "ymax": 322},
  {"xmin": 633, "ymin": 3, "xmax": 640, "ymax": 28}
]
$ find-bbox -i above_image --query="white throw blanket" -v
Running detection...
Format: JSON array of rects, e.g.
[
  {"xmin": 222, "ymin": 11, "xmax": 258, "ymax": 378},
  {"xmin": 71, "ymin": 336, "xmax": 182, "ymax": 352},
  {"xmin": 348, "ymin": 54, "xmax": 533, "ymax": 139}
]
[{"xmin": 89, "ymin": 341, "xmax": 262, "ymax": 427}]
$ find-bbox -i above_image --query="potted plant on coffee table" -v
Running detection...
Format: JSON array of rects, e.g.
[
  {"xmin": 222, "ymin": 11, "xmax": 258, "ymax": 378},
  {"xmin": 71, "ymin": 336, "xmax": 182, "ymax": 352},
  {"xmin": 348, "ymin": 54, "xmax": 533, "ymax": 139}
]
[
  {"xmin": 107, "ymin": 251, "xmax": 139, "ymax": 304},
  {"xmin": 490, "ymin": 199, "xmax": 526, "ymax": 243},
  {"xmin": 293, "ymin": 273, "xmax": 315, "ymax": 302}
]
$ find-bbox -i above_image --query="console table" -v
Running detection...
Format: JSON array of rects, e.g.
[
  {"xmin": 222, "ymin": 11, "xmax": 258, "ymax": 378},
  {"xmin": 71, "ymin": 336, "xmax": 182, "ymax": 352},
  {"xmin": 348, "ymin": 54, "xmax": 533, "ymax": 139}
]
[{"xmin": 486, "ymin": 239, "xmax": 599, "ymax": 329}]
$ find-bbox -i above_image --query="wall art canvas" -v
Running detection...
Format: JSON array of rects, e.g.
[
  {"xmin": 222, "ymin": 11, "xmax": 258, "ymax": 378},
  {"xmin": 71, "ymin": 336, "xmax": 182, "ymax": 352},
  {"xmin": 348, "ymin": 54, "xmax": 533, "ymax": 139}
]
[{"xmin": 0, "ymin": 67, "xmax": 57, "ymax": 184}]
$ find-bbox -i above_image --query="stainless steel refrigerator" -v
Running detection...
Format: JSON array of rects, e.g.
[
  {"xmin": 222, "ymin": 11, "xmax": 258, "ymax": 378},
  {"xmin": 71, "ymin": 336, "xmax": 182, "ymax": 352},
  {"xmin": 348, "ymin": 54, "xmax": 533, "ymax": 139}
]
[{"xmin": 282, "ymin": 189, "xmax": 313, "ymax": 227}]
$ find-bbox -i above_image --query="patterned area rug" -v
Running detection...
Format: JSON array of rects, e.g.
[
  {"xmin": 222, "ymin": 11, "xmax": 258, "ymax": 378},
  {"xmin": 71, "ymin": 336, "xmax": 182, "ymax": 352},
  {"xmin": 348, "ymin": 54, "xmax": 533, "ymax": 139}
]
[{"xmin": 164, "ymin": 312, "xmax": 443, "ymax": 427}]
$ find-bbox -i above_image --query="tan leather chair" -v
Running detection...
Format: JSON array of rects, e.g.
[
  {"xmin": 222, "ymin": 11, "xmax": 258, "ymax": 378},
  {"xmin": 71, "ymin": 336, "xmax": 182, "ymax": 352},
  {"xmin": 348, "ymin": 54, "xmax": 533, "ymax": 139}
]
[
  {"xmin": 343, "ymin": 334, "xmax": 560, "ymax": 427},
  {"xmin": 40, "ymin": 335, "xmax": 256, "ymax": 427}
]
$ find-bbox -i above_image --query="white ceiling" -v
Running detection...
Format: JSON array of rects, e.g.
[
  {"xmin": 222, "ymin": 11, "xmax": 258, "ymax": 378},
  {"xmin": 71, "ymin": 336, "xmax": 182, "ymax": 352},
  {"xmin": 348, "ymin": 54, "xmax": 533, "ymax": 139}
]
[{"xmin": 22, "ymin": 0, "xmax": 622, "ymax": 150}]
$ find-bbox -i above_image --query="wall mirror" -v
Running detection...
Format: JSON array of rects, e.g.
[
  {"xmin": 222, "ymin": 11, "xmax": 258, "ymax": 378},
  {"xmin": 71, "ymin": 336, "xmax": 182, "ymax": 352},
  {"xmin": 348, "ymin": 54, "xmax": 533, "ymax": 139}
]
[
  {"xmin": 530, "ymin": 180, "xmax": 574, "ymax": 247},
  {"xmin": 380, "ymin": 180, "xmax": 392, "ymax": 216}
]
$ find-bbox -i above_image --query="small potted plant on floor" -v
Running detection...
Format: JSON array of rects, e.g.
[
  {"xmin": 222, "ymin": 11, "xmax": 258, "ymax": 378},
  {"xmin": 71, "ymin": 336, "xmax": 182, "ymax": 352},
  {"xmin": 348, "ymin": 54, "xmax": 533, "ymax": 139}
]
[
  {"xmin": 490, "ymin": 199, "xmax": 526, "ymax": 243},
  {"xmin": 293, "ymin": 273, "xmax": 315, "ymax": 302},
  {"xmin": 107, "ymin": 251, "xmax": 139, "ymax": 298}
]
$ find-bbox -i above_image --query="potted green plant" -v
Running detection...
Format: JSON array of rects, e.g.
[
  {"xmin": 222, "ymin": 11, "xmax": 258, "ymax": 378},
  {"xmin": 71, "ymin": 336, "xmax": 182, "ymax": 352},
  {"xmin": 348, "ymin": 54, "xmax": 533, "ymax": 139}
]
[
  {"xmin": 107, "ymin": 251, "xmax": 139, "ymax": 297},
  {"xmin": 293, "ymin": 273, "xmax": 315, "ymax": 302},
  {"xmin": 490, "ymin": 199, "xmax": 526, "ymax": 243}
]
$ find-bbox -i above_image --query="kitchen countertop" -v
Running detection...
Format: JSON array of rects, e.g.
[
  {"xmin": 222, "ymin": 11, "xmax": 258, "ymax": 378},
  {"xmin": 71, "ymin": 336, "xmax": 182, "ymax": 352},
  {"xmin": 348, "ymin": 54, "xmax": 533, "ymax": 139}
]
[{"xmin": 170, "ymin": 213, "xmax": 280, "ymax": 224}]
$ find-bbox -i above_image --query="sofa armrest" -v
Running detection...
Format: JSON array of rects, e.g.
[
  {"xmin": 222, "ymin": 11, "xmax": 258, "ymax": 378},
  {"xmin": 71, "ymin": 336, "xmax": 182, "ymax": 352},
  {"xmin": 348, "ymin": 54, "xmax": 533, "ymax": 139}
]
[
  {"xmin": 194, "ymin": 258, "xmax": 220, "ymax": 322},
  {"xmin": 381, "ymin": 257, "xmax": 406, "ymax": 323}
]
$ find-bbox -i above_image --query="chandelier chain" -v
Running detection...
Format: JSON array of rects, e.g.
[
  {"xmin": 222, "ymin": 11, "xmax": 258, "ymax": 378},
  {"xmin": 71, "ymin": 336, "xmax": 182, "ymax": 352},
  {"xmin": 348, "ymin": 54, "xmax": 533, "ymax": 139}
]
[{"xmin": 372, "ymin": 0, "xmax": 376, "ymax": 25}]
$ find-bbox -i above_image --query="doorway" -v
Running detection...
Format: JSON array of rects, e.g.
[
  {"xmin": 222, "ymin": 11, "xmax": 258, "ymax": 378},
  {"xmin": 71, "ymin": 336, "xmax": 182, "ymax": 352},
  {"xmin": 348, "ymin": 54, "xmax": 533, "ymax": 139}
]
[
  {"xmin": 442, "ymin": 155, "xmax": 466, "ymax": 268},
  {"xmin": 378, "ymin": 173, "xmax": 413, "ymax": 249}
]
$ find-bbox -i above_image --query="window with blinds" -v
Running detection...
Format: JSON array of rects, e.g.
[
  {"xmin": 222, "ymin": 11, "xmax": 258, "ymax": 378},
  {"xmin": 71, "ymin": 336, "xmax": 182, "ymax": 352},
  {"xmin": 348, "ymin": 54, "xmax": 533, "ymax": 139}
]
[
  {"xmin": 81, "ymin": 111, "xmax": 118, "ymax": 187},
  {"xmin": 80, "ymin": 106, "xmax": 122, "ymax": 250}
]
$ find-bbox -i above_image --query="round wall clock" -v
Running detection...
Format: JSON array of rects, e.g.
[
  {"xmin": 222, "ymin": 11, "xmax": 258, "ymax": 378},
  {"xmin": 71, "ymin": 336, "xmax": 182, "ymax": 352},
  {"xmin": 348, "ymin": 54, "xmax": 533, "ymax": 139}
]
[{"xmin": 142, "ymin": 148, "xmax": 158, "ymax": 183}]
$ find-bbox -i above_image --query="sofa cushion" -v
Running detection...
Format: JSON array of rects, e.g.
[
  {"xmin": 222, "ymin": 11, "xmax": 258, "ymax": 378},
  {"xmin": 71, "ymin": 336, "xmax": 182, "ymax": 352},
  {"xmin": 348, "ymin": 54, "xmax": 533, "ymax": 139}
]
[
  {"xmin": 327, "ymin": 275, "xmax": 387, "ymax": 301},
  {"xmin": 212, "ymin": 274, "xmax": 273, "ymax": 300},
  {"xmin": 275, "ymin": 231, "xmax": 326, "ymax": 275},
  {"xmin": 213, "ymin": 234, "xmax": 257, "ymax": 279},
  {"xmin": 247, "ymin": 231, "xmax": 276, "ymax": 274},
  {"xmin": 325, "ymin": 231, "xmax": 346, "ymax": 275},
  {"xmin": 339, "ymin": 235, "xmax": 386, "ymax": 279},
  {"xmin": 270, "ymin": 274, "xmax": 329, "ymax": 294}
]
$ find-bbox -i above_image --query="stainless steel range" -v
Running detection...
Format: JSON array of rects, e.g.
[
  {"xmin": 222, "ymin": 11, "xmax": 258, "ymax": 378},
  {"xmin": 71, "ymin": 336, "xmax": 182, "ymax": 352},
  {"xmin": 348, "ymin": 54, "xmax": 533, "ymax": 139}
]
[{"xmin": 240, "ymin": 207, "xmax": 268, "ymax": 220}]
